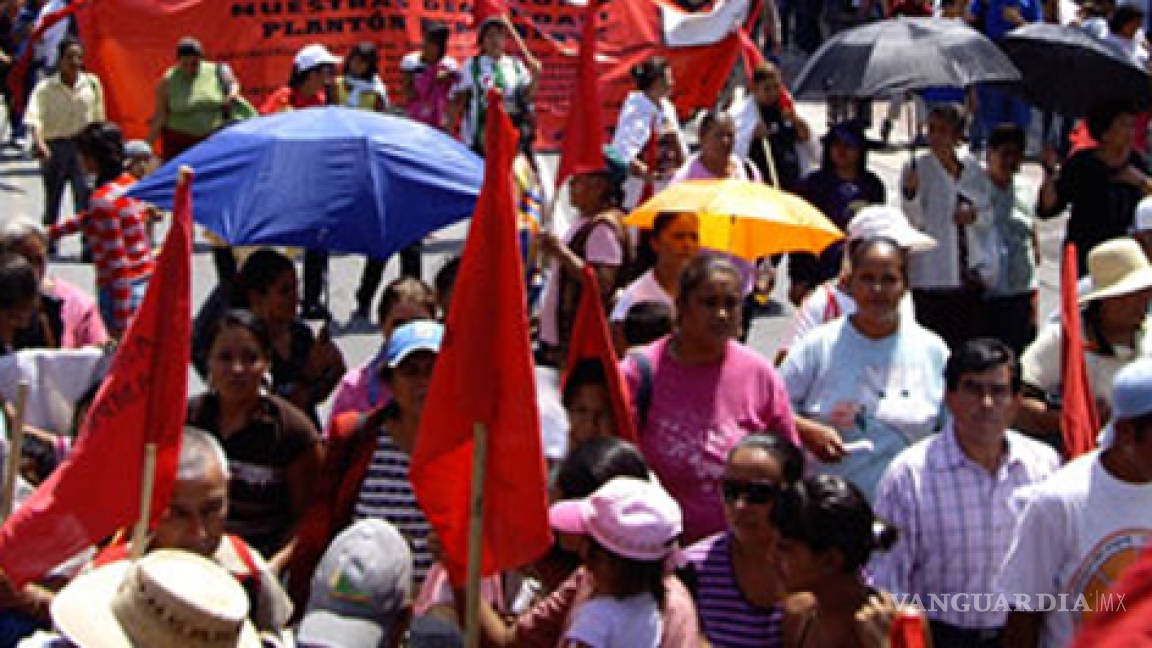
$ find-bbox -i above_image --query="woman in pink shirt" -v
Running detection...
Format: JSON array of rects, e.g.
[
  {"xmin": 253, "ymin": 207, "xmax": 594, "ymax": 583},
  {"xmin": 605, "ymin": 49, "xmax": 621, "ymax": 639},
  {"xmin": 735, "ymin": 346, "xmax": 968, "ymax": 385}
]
[{"xmin": 620, "ymin": 255, "xmax": 799, "ymax": 543}]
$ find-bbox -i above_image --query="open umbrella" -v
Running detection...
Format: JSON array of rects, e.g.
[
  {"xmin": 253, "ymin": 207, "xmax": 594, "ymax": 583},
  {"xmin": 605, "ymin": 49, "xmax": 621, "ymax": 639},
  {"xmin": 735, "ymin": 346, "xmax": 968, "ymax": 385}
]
[
  {"xmin": 999, "ymin": 23, "xmax": 1152, "ymax": 117},
  {"xmin": 623, "ymin": 179, "xmax": 843, "ymax": 260},
  {"xmin": 791, "ymin": 17, "xmax": 1021, "ymax": 99},
  {"xmin": 129, "ymin": 107, "xmax": 484, "ymax": 258}
]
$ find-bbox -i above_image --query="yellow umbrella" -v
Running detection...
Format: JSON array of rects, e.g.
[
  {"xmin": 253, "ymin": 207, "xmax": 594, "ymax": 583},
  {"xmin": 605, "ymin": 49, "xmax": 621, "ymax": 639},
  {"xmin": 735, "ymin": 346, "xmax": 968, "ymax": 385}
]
[{"xmin": 624, "ymin": 179, "xmax": 844, "ymax": 260}]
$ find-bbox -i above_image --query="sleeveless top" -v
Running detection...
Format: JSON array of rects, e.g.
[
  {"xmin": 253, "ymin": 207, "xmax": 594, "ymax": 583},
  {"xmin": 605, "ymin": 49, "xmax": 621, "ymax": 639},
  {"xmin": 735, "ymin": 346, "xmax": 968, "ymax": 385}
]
[{"xmin": 163, "ymin": 61, "xmax": 227, "ymax": 136}]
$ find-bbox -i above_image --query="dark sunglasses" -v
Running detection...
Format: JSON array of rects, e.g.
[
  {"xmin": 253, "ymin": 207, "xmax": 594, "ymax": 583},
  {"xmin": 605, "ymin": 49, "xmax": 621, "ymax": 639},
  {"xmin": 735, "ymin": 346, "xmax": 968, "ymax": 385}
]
[{"xmin": 721, "ymin": 479, "xmax": 780, "ymax": 505}]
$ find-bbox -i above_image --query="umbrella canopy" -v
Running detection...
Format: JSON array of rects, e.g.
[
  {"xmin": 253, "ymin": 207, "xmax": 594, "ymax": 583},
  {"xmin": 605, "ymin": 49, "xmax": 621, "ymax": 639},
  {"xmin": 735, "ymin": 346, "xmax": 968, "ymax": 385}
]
[
  {"xmin": 999, "ymin": 23, "xmax": 1152, "ymax": 117},
  {"xmin": 129, "ymin": 107, "xmax": 484, "ymax": 258},
  {"xmin": 624, "ymin": 179, "xmax": 844, "ymax": 260},
  {"xmin": 792, "ymin": 17, "xmax": 1021, "ymax": 99}
]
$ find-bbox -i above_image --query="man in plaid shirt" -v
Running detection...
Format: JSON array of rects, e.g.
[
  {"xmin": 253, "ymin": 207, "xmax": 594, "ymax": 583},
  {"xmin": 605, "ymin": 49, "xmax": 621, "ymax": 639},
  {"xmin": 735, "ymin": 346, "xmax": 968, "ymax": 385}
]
[{"xmin": 869, "ymin": 338, "xmax": 1060, "ymax": 648}]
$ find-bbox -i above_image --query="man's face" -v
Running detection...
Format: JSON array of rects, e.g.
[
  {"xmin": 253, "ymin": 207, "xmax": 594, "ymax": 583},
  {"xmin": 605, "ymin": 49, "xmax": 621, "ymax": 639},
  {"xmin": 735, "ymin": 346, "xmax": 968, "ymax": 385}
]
[
  {"xmin": 945, "ymin": 365, "xmax": 1020, "ymax": 444},
  {"xmin": 152, "ymin": 462, "xmax": 228, "ymax": 556}
]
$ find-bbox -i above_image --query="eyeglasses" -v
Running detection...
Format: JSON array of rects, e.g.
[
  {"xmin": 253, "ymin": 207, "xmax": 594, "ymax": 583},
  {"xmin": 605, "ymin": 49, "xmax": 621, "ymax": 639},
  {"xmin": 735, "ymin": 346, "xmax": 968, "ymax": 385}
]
[
  {"xmin": 721, "ymin": 479, "xmax": 780, "ymax": 505},
  {"xmin": 958, "ymin": 379, "xmax": 1013, "ymax": 401}
]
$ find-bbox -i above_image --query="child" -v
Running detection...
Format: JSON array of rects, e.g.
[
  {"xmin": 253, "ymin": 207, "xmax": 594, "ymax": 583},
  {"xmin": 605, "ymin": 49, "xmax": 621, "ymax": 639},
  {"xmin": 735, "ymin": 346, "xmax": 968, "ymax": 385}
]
[
  {"xmin": 550, "ymin": 477, "xmax": 681, "ymax": 648},
  {"xmin": 622, "ymin": 301, "xmax": 673, "ymax": 351}
]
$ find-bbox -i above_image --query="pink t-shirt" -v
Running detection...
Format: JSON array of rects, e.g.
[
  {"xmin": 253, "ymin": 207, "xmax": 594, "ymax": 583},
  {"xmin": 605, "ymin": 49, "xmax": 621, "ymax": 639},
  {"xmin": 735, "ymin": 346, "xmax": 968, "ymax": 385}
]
[
  {"xmin": 621, "ymin": 337, "xmax": 798, "ymax": 543},
  {"xmin": 46, "ymin": 277, "xmax": 108, "ymax": 348},
  {"xmin": 325, "ymin": 357, "xmax": 392, "ymax": 436}
]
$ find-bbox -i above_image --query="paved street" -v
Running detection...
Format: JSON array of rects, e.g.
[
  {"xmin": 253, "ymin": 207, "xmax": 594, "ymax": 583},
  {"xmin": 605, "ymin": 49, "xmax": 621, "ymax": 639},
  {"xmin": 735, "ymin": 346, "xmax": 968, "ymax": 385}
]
[{"xmin": 0, "ymin": 99, "xmax": 1067, "ymax": 421}]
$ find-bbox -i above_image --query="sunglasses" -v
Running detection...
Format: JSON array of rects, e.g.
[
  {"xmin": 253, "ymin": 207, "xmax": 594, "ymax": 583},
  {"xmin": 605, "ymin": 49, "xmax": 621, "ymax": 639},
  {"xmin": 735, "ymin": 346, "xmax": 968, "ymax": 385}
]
[{"xmin": 721, "ymin": 479, "xmax": 780, "ymax": 505}]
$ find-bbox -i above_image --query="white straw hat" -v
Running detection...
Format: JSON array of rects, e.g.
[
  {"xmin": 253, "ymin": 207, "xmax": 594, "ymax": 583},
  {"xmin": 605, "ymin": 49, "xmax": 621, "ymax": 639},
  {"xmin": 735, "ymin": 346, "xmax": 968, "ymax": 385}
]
[
  {"xmin": 51, "ymin": 550, "xmax": 261, "ymax": 648},
  {"xmin": 1079, "ymin": 238, "xmax": 1152, "ymax": 304}
]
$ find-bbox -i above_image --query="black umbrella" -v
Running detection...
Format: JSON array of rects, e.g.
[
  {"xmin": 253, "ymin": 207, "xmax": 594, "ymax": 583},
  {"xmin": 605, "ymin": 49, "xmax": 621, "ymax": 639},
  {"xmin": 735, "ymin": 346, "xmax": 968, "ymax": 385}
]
[
  {"xmin": 792, "ymin": 17, "xmax": 1021, "ymax": 99},
  {"xmin": 999, "ymin": 23, "xmax": 1152, "ymax": 117}
]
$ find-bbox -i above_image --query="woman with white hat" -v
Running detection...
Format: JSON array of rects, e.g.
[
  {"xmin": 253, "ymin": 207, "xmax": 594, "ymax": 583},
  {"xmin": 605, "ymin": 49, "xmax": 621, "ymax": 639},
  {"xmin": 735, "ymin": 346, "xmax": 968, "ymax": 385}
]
[{"xmin": 1018, "ymin": 237, "xmax": 1152, "ymax": 441}]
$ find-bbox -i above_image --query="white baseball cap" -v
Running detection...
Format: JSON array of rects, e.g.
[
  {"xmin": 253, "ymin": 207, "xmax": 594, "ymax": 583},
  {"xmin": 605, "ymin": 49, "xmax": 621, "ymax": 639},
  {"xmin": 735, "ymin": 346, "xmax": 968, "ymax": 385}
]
[
  {"xmin": 847, "ymin": 205, "xmax": 936, "ymax": 252},
  {"xmin": 294, "ymin": 44, "xmax": 341, "ymax": 73}
]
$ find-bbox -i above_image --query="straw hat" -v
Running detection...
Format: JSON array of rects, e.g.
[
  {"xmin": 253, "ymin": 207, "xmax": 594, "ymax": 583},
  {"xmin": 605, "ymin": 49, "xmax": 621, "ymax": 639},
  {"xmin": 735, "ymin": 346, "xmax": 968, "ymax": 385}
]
[
  {"xmin": 51, "ymin": 549, "xmax": 261, "ymax": 648},
  {"xmin": 1079, "ymin": 238, "xmax": 1152, "ymax": 304}
]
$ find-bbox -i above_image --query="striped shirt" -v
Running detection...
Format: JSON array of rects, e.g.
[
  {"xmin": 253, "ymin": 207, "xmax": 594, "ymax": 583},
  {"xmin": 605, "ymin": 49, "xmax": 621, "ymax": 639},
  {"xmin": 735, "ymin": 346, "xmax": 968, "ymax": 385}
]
[
  {"xmin": 682, "ymin": 533, "xmax": 784, "ymax": 648},
  {"xmin": 49, "ymin": 173, "xmax": 154, "ymax": 335},
  {"xmin": 354, "ymin": 425, "xmax": 432, "ymax": 584},
  {"xmin": 869, "ymin": 422, "xmax": 1060, "ymax": 629}
]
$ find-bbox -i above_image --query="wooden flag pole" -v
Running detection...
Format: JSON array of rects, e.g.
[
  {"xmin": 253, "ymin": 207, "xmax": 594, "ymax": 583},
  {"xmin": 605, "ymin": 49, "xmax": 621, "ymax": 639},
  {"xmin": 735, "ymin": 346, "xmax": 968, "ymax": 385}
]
[
  {"xmin": 463, "ymin": 422, "xmax": 490, "ymax": 648},
  {"xmin": 759, "ymin": 136, "xmax": 781, "ymax": 188},
  {"xmin": 501, "ymin": 14, "xmax": 540, "ymax": 72},
  {"xmin": 129, "ymin": 443, "xmax": 158, "ymax": 560},
  {"xmin": 0, "ymin": 381, "xmax": 29, "ymax": 521}
]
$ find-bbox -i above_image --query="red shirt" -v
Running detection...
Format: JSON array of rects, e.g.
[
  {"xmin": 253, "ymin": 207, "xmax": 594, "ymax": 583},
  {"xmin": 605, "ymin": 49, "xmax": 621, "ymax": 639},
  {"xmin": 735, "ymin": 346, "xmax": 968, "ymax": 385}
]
[{"xmin": 259, "ymin": 86, "xmax": 326, "ymax": 114}]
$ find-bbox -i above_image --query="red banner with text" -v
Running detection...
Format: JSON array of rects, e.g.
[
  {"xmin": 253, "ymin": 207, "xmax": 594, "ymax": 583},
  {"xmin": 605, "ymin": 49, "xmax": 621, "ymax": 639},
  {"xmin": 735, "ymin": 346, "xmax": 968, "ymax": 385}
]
[{"xmin": 76, "ymin": 0, "xmax": 746, "ymax": 149}]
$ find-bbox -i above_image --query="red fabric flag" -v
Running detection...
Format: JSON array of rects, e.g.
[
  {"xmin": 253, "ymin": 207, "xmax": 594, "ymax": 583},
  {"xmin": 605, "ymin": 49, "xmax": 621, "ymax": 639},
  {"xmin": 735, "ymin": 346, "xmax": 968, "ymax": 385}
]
[
  {"xmin": 889, "ymin": 610, "xmax": 928, "ymax": 647},
  {"xmin": 7, "ymin": 0, "xmax": 87, "ymax": 113},
  {"xmin": 0, "ymin": 170, "xmax": 192, "ymax": 587},
  {"xmin": 1070, "ymin": 542, "xmax": 1152, "ymax": 647},
  {"xmin": 410, "ymin": 90, "xmax": 551, "ymax": 585},
  {"xmin": 473, "ymin": 0, "xmax": 509, "ymax": 26},
  {"xmin": 563, "ymin": 266, "xmax": 637, "ymax": 443},
  {"xmin": 556, "ymin": 0, "xmax": 605, "ymax": 189},
  {"xmin": 1061, "ymin": 241, "xmax": 1100, "ymax": 459}
]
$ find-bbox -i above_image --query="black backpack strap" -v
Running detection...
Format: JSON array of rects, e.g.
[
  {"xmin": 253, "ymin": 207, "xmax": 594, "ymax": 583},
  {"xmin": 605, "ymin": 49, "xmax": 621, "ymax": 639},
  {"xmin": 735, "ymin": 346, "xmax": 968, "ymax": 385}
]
[{"xmin": 629, "ymin": 351, "xmax": 654, "ymax": 433}]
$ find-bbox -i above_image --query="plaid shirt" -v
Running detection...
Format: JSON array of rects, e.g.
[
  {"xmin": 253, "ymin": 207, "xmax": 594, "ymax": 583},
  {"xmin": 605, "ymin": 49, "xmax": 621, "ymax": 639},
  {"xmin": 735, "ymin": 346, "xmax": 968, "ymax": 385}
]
[{"xmin": 869, "ymin": 422, "xmax": 1059, "ymax": 629}]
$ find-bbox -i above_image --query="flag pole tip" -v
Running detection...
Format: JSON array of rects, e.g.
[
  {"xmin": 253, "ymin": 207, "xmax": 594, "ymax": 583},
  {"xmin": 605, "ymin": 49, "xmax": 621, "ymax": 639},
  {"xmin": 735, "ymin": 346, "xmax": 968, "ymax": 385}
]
[{"xmin": 178, "ymin": 166, "xmax": 194, "ymax": 182}]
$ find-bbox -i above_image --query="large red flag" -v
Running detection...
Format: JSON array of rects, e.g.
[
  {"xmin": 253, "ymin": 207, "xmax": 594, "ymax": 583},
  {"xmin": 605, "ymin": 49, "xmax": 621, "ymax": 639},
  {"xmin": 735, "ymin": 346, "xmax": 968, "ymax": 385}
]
[
  {"xmin": 564, "ymin": 266, "xmax": 637, "ymax": 443},
  {"xmin": 410, "ymin": 90, "xmax": 551, "ymax": 584},
  {"xmin": 1070, "ymin": 542, "xmax": 1152, "ymax": 646},
  {"xmin": 1061, "ymin": 242, "xmax": 1099, "ymax": 459},
  {"xmin": 0, "ymin": 169, "xmax": 192, "ymax": 587},
  {"xmin": 556, "ymin": 0, "xmax": 605, "ymax": 189},
  {"xmin": 473, "ymin": 0, "xmax": 509, "ymax": 26}
]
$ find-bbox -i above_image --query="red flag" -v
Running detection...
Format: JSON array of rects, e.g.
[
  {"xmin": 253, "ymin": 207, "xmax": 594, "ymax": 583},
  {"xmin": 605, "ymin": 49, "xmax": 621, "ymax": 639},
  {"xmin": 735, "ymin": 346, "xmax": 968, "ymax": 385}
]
[
  {"xmin": 889, "ymin": 610, "xmax": 928, "ymax": 648},
  {"xmin": 1070, "ymin": 542, "xmax": 1152, "ymax": 647},
  {"xmin": 0, "ymin": 170, "xmax": 192, "ymax": 587},
  {"xmin": 410, "ymin": 90, "xmax": 551, "ymax": 585},
  {"xmin": 7, "ymin": 0, "xmax": 87, "ymax": 113},
  {"xmin": 473, "ymin": 0, "xmax": 509, "ymax": 26},
  {"xmin": 564, "ymin": 266, "xmax": 637, "ymax": 443},
  {"xmin": 556, "ymin": 0, "xmax": 605, "ymax": 189},
  {"xmin": 1061, "ymin": 241, "xmax": 1099, "ymax": 459}
]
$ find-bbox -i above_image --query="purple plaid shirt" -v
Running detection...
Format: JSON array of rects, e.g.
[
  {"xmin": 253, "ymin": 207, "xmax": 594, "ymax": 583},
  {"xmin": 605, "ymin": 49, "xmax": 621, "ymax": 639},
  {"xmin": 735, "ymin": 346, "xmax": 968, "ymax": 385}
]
[{"xmin": 869, "ymin": 422, "xmax": 1059, "ymax": 629}]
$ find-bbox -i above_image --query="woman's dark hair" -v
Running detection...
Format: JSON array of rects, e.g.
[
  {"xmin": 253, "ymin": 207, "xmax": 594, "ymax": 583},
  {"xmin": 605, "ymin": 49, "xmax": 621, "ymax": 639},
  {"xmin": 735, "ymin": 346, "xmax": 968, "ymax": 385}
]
[
  {"xmin": 57, "ymin": 36, "xmax": 82, "ymax": 62},
  {"xmin": 698, "ymin": 108, "xmax": 734, "ymax": 141},
  {"xmin": 75, "ymin": 122, "xmax": 125, "ymax": 186},
  {"xmin": 634, "ymin": 211, "xmax": 691, "ymax": 275},
  {"xmin": 1109, "ymin": 5, "xmax": 1144, "ymax": 33},
  {"xmin": 771, "ymin": 475, "xmax": 899, "ymax": 573},
  {"xmin": 927, "ymin": 103, "xmax": 966, "ymax": 137},
  {"xmin": 677, "ymin": 254, "xmax": 741, "ymax": 306},
  {"xmin": 0, "ymin": 253, "xmax": 38, "ymax": 310},
  {"xmin": 343, "ymin": 41, "xmax": 379, "ymax": 79},
  {"xmin": 562, "ymin": 358, "xmax": 608, "ymax": 408},
  {"xmin": 434, "ymin": 256, "xmax": 461, "ymax": 313},
  {"xmin": 1084, "ymin": 299, "xmax": 1116, "ymax": 357},
  {"xmin": 623, "ymin": 301, "xmax": 674, "ymax": 348},
  {"xmin": 944, "ymin": 337, "xmax": 1022, "ymax": 393},
  {"xmin": 234, "ymin": 249, "xmax": 295, "ymax": 308},
  {"xmin": 819, "ymin": 121, "xmax": 870, "ymax": 176},
  {"xmin": 555, "ymin": 436, "xmax": 649, "ymax": 500},
  {"xmin": 376, "ymin": 276, "xmax": 437, "ymax": 328},
  {"xmin": 204, "ymin": 309, "xmax": 273, "ymax": 360},
  {"xmin": 630, "ymin": 56, "xmax": 670, "ymax": 91},
  {"xmin": 476, "ymin": 17, "xmax": 507, "ymax": 46},
  {"xmin": 848, "ymin": 235, "xmax": 909, "ymax": 286},
  {"xmin": 585, "ymin": 536, "xmax": 667, "ymax": 608},
  {"xmin": 752, "ymin": 61, "xmax": 781, "ymax": 85},
  {"xmin": 728, "ymin": 434, "xmax": 805, "ymax": 484},
  {"xmin": 1087, "ymin": 101, "xmax": 1135, "ymax": 141},
  {"xmin": 988, "ymin": 123, "xmax": 1026, "ymax": 152},
  {"xmin": 423, "ymin": 21, "xmax": 450, "ymax": 57}
]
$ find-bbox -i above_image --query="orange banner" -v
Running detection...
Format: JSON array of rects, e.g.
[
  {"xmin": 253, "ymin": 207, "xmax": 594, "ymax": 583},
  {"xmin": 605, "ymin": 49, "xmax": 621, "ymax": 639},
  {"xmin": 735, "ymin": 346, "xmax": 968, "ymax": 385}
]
[{"xmin": 76, "ymin": 0, "xmax": 743, "ymax": 148}]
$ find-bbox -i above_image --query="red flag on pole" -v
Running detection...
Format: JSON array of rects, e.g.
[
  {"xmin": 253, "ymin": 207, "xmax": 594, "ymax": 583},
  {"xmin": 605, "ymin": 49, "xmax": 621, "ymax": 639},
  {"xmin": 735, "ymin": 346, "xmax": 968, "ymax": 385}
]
[
  {"xmin": 889, "ymin": 610, "xmax": 929, "ymax": 648},
  {"xmin": 473, "ymin": 0, "xmax": 509, "ymax": 26},
  {"xmin": 0, "ymin": 169, "xmax": 193, "ymax": 588},
  {"xmin": 410, "ymin": 90, "xmax": 551, "ymax": 585},
  {"xmin": 1061, "ymin": 241, "xmax": 1100, "ymax": 459},
  {"xmin": 556, "ymin": 0, "xmax": 605, "ymax": 189},
  {"xmin": 1070, "ymin": 542, "xmax": 1152, "ymax": 647},
  {"xmin": 7, "ymin": 0, "xmax": 87, "ymax": 113},
  {"xmin": 564, "ymin": 266, "xmax": 637, "ymax": 443}
]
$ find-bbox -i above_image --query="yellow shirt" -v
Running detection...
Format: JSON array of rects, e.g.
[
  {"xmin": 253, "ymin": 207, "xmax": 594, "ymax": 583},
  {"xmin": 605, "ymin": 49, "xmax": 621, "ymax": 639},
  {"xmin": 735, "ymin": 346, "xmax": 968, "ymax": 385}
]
[{"xmin": 25, "ymin": 72, "xmax": 105, "ymax": 140}]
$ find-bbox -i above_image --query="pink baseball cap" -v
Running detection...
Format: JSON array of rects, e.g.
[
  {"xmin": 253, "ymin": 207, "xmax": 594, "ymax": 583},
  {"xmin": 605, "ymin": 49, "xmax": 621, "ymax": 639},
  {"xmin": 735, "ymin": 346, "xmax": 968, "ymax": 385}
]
[{"xmin": 549, "ymin": 477, "xmax": 682, "ymax": 562}]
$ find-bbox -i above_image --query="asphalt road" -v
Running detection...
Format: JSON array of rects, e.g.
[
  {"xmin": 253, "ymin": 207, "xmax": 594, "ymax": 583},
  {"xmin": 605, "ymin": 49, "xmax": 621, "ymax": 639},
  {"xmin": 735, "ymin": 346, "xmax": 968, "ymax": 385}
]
[{"xmin": 0, "ymin": 99, "xmax": 1068, "ymax": 423}]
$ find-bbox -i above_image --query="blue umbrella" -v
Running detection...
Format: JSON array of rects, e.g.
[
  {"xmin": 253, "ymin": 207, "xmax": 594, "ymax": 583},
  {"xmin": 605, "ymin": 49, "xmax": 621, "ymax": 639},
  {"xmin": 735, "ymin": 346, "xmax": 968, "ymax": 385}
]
[{"xmin": 129, "ymin": 107, "xmax": 484, "ymax": 258}]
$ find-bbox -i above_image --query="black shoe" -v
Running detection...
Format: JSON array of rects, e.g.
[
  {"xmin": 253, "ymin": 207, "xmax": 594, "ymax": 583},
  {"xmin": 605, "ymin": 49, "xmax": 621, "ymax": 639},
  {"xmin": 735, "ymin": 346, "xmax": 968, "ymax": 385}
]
[{"xmin": 302, "ymin": 303, "xmax": 330, "ymax": 321}]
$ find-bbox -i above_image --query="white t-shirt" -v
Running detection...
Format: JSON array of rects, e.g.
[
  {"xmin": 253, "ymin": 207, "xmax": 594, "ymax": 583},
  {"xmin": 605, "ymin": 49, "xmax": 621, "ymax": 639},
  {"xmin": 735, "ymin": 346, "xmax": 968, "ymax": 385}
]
[
  {"xmin": 1022, "ymin": 317, "xmax": 1152, "ymax": 406},
  {"xmin": 610, "ymin": 270, "xmax": 675, "ymax": 322},
  {"xmin": 451, "ymin": 54, "xmax": 530, "ymax": 147},
  {"xmin": 610, "ymin": 91, "xmax": 686, "ymax": 164},
  {"xmin": 994, "ymin": 450, "xmax": 1152, "ymax": 647},
  {"xmin": 778, "ymin": 281, "xmax": 917, "ymax": 355},
  {"xmin": 538, "ymin": 217, "xmax": 624, "ymax": 345},
  {"xmin": 565, "ymin": 593, "xmax": 662, "ymax": 648}
]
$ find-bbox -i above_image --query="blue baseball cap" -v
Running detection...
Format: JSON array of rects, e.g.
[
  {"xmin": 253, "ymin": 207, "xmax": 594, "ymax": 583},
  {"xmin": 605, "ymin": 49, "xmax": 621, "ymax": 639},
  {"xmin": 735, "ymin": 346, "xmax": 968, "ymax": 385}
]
[
  {"xmin": 385, "ymin": 320, "xmax": 443, "ymax": 368},
  {"xmin": 1112, "ymin": 359, "xmax": 1152, "ymax": 421}
]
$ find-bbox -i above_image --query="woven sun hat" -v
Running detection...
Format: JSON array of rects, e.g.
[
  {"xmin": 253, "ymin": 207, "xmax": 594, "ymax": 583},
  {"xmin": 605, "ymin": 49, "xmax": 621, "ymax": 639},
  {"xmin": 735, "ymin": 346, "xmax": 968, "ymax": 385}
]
[{"xmin": 1079, "ymin": 238, "xmax": 1152, "ymax": 304}]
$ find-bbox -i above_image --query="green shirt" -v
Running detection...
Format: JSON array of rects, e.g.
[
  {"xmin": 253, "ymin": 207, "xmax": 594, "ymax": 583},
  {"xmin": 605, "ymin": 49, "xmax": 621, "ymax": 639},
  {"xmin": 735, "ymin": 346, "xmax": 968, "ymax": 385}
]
[{"xmin": 163, "ymin": 61, "xmax": 227, "ymax": 136}]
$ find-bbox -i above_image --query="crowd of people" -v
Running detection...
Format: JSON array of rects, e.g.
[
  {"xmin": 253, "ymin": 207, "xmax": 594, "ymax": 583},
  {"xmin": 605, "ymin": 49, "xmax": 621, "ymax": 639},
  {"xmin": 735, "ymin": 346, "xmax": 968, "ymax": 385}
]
[{"xmin": 2, "ymin": 0, "xmax": 1152, "ymax": 647}]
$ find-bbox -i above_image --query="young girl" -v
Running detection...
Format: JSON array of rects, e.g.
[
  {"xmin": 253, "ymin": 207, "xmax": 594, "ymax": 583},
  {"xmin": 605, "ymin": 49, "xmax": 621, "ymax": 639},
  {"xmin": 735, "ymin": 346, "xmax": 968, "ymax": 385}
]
[
  {"xmin": 334, "ymin": 41, "xmax": 388, "ymax": 112},
  {"xmin": 551, "ymin": 477, "xmax": 682, "ymax": 648}
]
